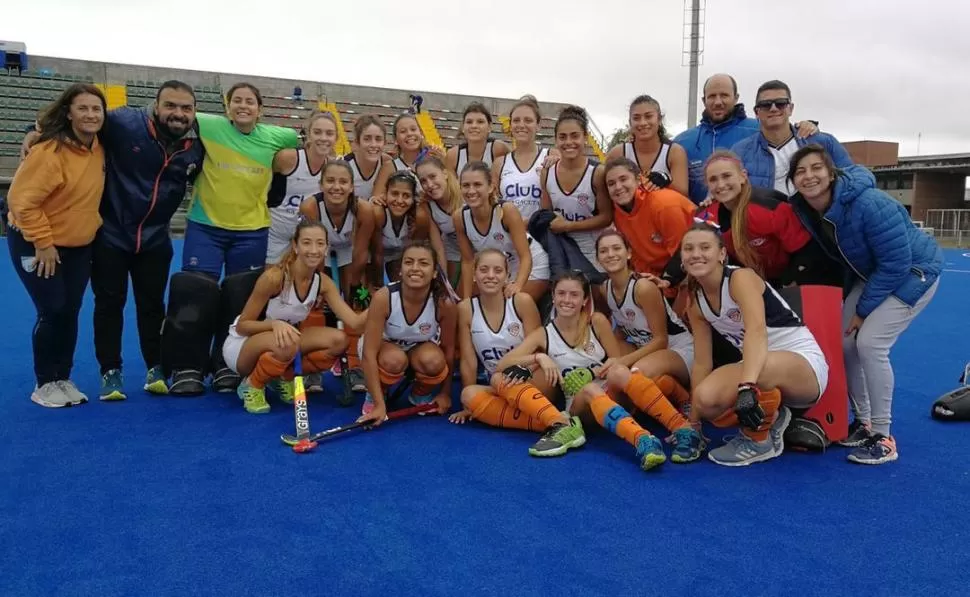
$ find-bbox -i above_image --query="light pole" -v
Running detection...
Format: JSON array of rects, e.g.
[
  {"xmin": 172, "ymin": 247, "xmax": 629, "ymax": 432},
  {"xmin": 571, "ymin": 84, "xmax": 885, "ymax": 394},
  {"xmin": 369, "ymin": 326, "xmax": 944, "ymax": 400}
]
[{"xmin": 682, "ymin": 0, "xmax": 706, "ymax": 127}]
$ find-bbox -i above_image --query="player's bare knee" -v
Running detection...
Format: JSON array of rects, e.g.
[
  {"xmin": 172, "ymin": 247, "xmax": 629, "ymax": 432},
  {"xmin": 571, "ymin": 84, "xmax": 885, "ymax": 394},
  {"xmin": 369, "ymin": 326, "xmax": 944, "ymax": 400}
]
[
  {"xmin": 413, "ymin": 348, "xmax": 446, "ymax": 376},
  {"xmin": 378, "ymin": 350, "xmax": 408, "ymax": 375},
  {"xmin": 691, "ymin": 382, "xmax": 725, "ymax": 419},
  {"xmin": 270, "ymin": 343, "xmax": 298, "ymax": 363},
  {"xmin": 605, "ymin": 364, "xmax": 632, "ymax": 391},
  {"xmin": 460, "ymin": 385, "xmax": 480, "ymax": 407}
]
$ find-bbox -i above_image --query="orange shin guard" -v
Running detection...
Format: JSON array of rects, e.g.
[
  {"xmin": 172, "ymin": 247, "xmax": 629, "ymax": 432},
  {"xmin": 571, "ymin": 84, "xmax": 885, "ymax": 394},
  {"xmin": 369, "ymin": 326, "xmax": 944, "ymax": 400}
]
[
  {"xmin": 250, "ymin": 353, "xmax": 291, "ymax": 389},
  {"xmin": 712, "ymin": 387, "xmax": 782, "ymax": 441},
  {"xmin": 498, "ymin": 383, "xmax": 563, "ymax": 429},
  {"xmin": 468, "ymin": 391, "xmax": 543, "ymax": 431},
  {"xmin": 655, "ymin": 374, "xmax": 690, "ymax": 408},
  {"xmin": 626, "ymin": 374, "xmax": 689, "ymax": 432},
  {"xmin": 302, "ymin": 350, "xmax": 336, "ymax": 374},
  {"xmin": 412, "ymin": 367, "xmax": 449, "ymax": 397},
  {"xmin": 589, "ymin": 393, "xmax": 651, "ymax": 448}
]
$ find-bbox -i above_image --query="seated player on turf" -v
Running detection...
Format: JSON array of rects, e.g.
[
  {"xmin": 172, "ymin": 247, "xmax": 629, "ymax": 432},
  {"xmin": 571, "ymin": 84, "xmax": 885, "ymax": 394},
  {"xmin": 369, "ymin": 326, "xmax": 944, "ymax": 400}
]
[
  {"xmin": 455, "ymin": 160, "xmax": 551, "ymax": 301},
  {"xmin": 494, "ymin": 272, "xmax": 681, "ymax": 470},
  {"xmin": 415, "ymin": 155, "xmax": 464, "ymax": 289},
  {"xmin": 371, "ymin": 170, "xmax": 447, "ymax": 284},
  {"xmin": 447, "ymin": 249, "xmax": 544, "ymax": 426},
  {"xmin": 358, "ymin": 241, "xmax": 457, "ymax": 425},
  {"xmin": 680, "ymin": 222, "xmax": 829, "ymax": 466},
  {"xmin": 223, "ymin": 220, "xmax": 366, "ymax": 414},
  {"xmin": 595, "ymin": 230, "xmax": 702, "ymax": 460}
]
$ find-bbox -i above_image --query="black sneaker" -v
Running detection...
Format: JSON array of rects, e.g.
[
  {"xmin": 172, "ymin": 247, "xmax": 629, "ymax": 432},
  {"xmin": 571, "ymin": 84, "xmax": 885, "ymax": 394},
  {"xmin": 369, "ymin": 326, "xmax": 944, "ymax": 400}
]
[
  {"xmin": 211, "ymin": 367, "xmax": 241, "ymax": 393},
  {"xmin": 304, "ymin": 373, "xmax": 324, "ymax": 393},
  {"xmin": 348, "ymin": 368, "xmax": 366, "ymax": 393},
  {"xmin": 170, "ymin": 369, "xmax": 206, "ymax": 396},
  {"xmin": 837, "ymin": 420, "xmax": 874, "ymax": 447}
]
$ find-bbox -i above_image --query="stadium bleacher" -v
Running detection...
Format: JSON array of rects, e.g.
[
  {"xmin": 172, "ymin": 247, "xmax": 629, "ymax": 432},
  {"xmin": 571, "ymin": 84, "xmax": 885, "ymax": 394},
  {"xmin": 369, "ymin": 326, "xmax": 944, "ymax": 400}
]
[{"xmin": 0, "ymin": 63, "xmax": 606, "ymax": 192}]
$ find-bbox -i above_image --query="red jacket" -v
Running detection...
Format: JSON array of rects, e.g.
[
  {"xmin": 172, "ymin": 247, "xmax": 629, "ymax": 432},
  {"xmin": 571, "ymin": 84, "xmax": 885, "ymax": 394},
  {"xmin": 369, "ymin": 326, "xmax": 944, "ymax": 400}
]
[{"xmin": 698, "ymin": 187, "xmax": 810, "ymax": 281}]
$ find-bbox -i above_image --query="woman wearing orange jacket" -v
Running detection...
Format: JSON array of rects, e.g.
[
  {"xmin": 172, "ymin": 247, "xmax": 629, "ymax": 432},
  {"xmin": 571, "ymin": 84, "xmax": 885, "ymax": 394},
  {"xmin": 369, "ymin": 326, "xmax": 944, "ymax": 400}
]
[
  {"xmin": 7, "ymin": 84, "xmax": 107, "ymax": 408},
  {"xmin": 604, "ymin": 156, "xmax": 696, "ymax": 277}
]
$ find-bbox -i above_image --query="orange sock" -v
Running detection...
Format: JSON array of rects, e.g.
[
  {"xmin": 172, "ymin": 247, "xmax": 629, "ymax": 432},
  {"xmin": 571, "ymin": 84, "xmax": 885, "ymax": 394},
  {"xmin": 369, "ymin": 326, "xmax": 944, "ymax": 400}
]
[
  {"xmin": 498, "ymin": 383, "xmax": 564, "ymax": 429},
  {"xmin": 589, "ymin": 393, "xmax": 652, "ymax": 448},
  {"xmin": 655, "ymin": 374, "xmax": 690, "ymax": 408},
  {"xmin": 712, "ymin": 387, "xmax": 781, "ymax": 442},
  {"xmin": 412, "ymin": 367, "xmax": 449, "ymax": 397},
  {"xmin": 468, "ymin": 391, "xmax": 543, "ymax": 431},
  {"xmin": 249, "ymin": 353, "xmax": 291, "ymax": 389},
  {"xmin": 625, "ymin": 374, "xmax": 689, "ymax": 432},
  {"xmin": 378, "ymin": 364, "xmax": 405, "ymax": 387},
  {"xmin": 302, "ymin": 350, "xmax": 336, "ymax": 374}
]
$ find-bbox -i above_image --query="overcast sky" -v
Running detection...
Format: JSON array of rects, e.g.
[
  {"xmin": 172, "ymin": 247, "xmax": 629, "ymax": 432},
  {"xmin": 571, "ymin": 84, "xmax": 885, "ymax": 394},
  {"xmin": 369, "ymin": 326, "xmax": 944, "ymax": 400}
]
[{"xmin": 4, "ymin": 0, "xmax": 968, "ymax": 157}]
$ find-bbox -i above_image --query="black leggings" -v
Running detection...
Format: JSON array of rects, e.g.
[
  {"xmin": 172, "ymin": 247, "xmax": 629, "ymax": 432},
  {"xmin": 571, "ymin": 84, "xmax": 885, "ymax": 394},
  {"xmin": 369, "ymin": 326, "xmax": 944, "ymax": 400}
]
[{"xmin": 8, "ymin": 228, "xmax": 92, "ymax": 386}]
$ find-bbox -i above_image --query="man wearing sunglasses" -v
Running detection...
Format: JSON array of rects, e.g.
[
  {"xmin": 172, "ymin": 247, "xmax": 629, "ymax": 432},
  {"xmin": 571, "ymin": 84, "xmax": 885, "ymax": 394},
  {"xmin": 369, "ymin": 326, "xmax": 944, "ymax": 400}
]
[{"xmin": 731, "ymin": 80, "xmax": 853, "ymax": 196}]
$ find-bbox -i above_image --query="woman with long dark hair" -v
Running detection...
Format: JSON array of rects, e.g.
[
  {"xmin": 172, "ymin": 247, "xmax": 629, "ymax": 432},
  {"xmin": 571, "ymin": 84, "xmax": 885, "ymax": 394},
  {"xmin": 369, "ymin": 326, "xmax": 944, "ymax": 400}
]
[{"xmin": 7, "ymin": 84, "xmax": 107, "ymax": 407}]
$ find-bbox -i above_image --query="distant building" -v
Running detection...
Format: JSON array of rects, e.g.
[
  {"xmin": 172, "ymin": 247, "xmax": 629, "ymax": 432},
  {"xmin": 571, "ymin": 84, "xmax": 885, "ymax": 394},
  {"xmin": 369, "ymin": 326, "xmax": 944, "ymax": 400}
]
[{"xmin": 844, "ymin": 140, "xmax": 970, "ymax": 222}]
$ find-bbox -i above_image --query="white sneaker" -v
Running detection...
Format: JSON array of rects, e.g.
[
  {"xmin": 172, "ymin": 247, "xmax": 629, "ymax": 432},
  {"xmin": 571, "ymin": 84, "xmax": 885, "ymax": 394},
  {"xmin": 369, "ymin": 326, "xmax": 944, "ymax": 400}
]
[
  {"xmin": 31, "ymin": 382, "xmax": 83, "ymax": 408},
  {"xmin": 57, "ymin": 380, "xmax": 89, "ymax": 405}
]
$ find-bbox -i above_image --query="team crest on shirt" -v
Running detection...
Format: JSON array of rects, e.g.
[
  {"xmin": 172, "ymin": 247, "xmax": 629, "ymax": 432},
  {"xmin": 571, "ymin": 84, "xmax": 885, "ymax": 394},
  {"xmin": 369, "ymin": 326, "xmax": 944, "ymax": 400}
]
[
  {"xmin": 577, "ymin": 193, "xmax": 590, "ymax": 207},
  {"xmin": 493, "ymin": 232, "xmax": 505, "ymax": 242},
  {"xmin": 584, "ymin": 341, "xmax": 596, "ymax": 354},
  {"xmin": 750, "ymin": 237, "xmax": 766, "ymax": 247},
  {"xmin": 507, "ymin": 322, "xmax": 521, "ymax": 338},
  {"xmin": 419, "ymin": 323, "xmax": 432, "ymax": 336},
  {"xmin": 726, "ymin": 308, "xmax": 742, "ymax": 322},
  {"xmin": 651, "ymin": 233, "xmax": 663, "ymax": 244},
  {"xmin": 623, "ymin": 308, "xmax": 636, "ymax": 322}
]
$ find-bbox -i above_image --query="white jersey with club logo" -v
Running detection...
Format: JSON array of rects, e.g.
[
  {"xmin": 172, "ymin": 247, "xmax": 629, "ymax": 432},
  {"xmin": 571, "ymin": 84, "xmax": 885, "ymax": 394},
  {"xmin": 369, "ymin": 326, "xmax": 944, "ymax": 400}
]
[
  {"xmin": 344, "ymin": 153, "xmax": 379, "ymax": 200},
  {"xmin": 428, "ymin": 199, "xmax": 460, "ymax": 262},
  {"xmin": 384, "ymin": 282, "xmax": 440, "ymax": 351},
  {"xmin": 695, "ymin": 266, "xmax": 809, "ymax": 351},
  {"xmin": 623, "ymin": 141, "xmax": 672, "ymax": 179},
  {"xmin": 546, "ymin": 159, "xmax": 603, "ymax": 270},
  {"xmin": 500, "ymin": 147, "xmax": 549, "ymax": 223},
  {"xmin": 456, "ymin": 140, "xmax": 495, "ymax": 175},
  {"xmin": 265, "ymin": 272, "xmax": 322, "ymax": 326},
  {"xmin": 267, "ymin": 149, "xmax": 321, "ymax": 264},
  {"xmin": 470, "ymin": 296, "xmax": 526, "ymax": 376},
  {"xmin": 544, "ymin": 320, "xmax": 607, "ymax": 380},
  {"xmin": 460, "ymin": 205, "xmax": 550, "ymax": 282},
  {"xmin": 315, "ymin": 195, "xmax": 357, "ymax": 268},
  {"xmin": 606, "ymin": 275, "xmax": 695, "ymax": 368},
  {"xmin": 381, "ymin": 208, "xmax": 410, "ymax": 262}
]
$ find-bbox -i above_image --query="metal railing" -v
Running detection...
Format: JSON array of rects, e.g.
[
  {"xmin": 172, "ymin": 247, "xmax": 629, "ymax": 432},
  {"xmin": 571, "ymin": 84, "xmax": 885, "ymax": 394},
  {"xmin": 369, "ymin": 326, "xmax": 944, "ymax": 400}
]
[{"xmin": 924, "ymin": 209, "xmax": 970, "ymax": 247}]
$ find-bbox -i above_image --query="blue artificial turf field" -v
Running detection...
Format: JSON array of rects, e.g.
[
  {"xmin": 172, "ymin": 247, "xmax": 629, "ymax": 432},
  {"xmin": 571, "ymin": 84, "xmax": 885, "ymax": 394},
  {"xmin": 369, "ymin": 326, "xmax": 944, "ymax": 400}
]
[{"xmin": 2, "ymin": 242, "xmax": 970, "ymax": 597}]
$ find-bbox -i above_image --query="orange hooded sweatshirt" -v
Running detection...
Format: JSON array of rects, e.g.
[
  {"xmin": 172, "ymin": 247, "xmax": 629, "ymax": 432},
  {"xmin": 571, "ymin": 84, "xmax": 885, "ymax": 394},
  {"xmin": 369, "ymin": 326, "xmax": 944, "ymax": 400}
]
[
  {"xmin": 8, "ymin": 137, "xmax": 104, "ymax": 249},
  {"xmin": 612, "ymin": 182, "xmax": 696, "ymax": 276}
]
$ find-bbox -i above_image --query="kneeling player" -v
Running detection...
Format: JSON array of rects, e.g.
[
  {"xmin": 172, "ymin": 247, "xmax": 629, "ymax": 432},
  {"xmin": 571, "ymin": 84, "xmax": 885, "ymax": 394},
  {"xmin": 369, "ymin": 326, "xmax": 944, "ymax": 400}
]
[
  {"xmin": 357, "ymin": 241, "xmax": 457, "ymax": 425},
  {"xmin": 596, "ymin": 230, "xmax": 700, "ymax": 460},
  {"xmin": 495, "ymin": 272, "xmax": 682, "ymax": 470},
  {"xmin": 681, "ymin": 223, "xmax": 829, "ymax": 466},
  {"xmin": 447, "ymin": 249, "xmax": 546, "ymax": 427},
  {"xmin": 224, "ymin": 221, "xmax": 366, "ymax": 413}
]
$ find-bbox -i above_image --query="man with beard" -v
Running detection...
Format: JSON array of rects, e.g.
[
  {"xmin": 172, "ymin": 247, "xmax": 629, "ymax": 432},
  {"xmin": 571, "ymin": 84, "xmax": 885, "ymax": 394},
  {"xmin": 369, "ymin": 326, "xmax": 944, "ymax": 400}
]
[
  {"xmin": 674, "ymin": 74, "xmax": 818, "ymax": 205},
  {"xmin": 88, "ymin": 81, "xmax": 204, "ymax": 399}
]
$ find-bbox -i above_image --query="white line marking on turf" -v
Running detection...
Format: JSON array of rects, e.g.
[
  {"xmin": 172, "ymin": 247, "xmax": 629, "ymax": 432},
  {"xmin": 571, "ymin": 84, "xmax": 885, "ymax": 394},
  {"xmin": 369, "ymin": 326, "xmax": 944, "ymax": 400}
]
[{"xmin": 943, "ymin": 269, "xmax": 970, "ymax": 273}]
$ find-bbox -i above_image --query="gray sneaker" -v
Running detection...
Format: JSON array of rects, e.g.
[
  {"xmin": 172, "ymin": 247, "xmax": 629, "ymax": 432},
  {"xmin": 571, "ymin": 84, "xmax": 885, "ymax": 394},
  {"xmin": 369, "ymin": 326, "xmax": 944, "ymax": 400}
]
[
  {"xmin": 57, "ymin": 380, "xmax": 89, "ymax": 405},
  {"xmin": 348, "ymin": 368, "xmax": 366, "ymax": 393},
  {"xmin": 708, "ymin": 432, "xmax": 777, "ymax": 467},
  {"xmin": 31, "ymin": 382, "xmax": 82, "ymax": 408},
  {"xmin": 771, "ymin": 406, "xmax": 792, "ymax": 454}
]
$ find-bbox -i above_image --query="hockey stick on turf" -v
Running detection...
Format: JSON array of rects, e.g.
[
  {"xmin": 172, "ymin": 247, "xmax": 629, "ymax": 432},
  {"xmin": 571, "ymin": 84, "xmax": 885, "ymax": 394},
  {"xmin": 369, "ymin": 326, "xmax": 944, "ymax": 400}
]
[
  {"xmin": 331, "ymin": 250, "xmax": 355, "ymax": 406},
  {"xmin": 290, "ymin": 350, "xmax": 317, "ymax": 453},
  {"xmin": 281, "ymin": 402, "xmax": 435, "ymax": 446}
]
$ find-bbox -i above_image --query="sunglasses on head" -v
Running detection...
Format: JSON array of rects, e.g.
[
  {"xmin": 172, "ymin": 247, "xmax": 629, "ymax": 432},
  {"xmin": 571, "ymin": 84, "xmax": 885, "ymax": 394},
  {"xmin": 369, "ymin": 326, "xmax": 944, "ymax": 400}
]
[{"xmin": 754, "ymin": 98, "xmax": 791, "ymax": 111}]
